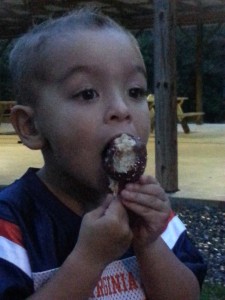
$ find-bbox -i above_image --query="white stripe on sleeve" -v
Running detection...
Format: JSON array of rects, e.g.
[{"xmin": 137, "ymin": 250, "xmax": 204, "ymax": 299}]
[
  {"xmin": 161, "ymin": 215, "xmax": 186, "ymax": 249},
  {"xmin": 0, "ymin": 236, "xmax": 32, "ymax": 277}
]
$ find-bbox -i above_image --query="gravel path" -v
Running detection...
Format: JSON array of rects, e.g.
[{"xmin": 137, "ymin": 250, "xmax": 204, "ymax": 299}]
[{"xmin": 172, "ymin": 201, "xmax": 225, "ymax": 286}]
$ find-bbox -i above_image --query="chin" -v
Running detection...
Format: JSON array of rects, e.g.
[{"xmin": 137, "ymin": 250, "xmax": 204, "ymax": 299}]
[{"xmin": 95, "ymin": 174, "xmax": 111, "ymax": 195}]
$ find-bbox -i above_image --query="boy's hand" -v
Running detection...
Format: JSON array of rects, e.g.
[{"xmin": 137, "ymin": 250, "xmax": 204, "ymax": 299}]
[
  {"xmin": 74, "ymin": 196, "xmax": 133, "ymax": 268},
  {"xmin": 120, "ymin": 175, "xmax": 171, "ymax": 249}
]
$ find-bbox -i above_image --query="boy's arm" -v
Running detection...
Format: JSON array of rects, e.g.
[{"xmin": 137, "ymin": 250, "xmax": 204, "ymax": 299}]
[
  {"xmin": 27, "ymin": 197, "xmax": 132, "ymax": 299},
  {"xmin": 134, "ymin": 237, "xmax": 200, "ymax": 300},
  {"xmin": 121, "ymin": 175, "xmax": 203, "ymax": 300},
  {"xmin": 27, "ymin": 250, "xmax": 105, "ymax": 300}
]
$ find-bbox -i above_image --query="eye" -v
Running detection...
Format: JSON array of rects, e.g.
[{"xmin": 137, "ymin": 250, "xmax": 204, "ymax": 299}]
[
  {"xmin": 129, "ymin": 87, "xmax": 147, "ymax": 99},
  {"xmin": 72, "ymin": 89, "xmax": 99, "ymax": 101}
]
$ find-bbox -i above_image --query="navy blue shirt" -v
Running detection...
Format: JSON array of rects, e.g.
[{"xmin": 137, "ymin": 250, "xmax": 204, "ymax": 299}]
[{"xmin": 0, "ymin": 168, "xmax": 206, "ymax": 299}]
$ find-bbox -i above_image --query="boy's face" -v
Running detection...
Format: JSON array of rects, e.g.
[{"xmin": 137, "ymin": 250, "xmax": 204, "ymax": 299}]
[{"xmin": 35, "ymin": 28, "xmax": 150, "ymax": 196}]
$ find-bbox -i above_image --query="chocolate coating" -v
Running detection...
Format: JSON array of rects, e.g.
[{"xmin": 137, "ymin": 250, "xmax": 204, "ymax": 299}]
[{"xmin": 102, "ymin": 133, "xmax": 147, "ymax": 184}]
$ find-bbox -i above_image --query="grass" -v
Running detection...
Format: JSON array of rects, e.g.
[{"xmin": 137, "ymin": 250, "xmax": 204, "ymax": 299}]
[{"xmin": 200, "ymin": 283, "xmax": 225, "ymax": 300}]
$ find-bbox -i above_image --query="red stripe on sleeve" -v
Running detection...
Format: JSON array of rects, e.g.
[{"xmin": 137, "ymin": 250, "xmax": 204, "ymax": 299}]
[
  {"xmin": 0, "ymin": 219, "xmax": 23, "ymax": 247},
  {"xmin": 162, "ymin": 210, "xmax": 175, "ymax": 231},
  {"xmin": 167, "ymin": 210, "xmax": 175, "ymax": 223}
]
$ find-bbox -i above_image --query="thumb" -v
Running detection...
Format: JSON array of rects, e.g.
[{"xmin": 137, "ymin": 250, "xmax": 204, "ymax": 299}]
[{"xmin": 88, "ymin": 194, "xmax": 115, "ymax": 219}]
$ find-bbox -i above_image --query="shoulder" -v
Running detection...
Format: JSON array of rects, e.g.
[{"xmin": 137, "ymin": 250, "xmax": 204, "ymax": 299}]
[
  {"xmin": 161, "ymin": 211, "xmax": 207, "ymax": 287},
  {"xmin": 0, "ymin": 168, "xmax": 41, "ymax": 222}
]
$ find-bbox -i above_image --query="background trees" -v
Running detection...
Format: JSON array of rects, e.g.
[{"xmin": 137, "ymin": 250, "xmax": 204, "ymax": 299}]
[
  {"xmin": 0, "ymin": 40, "xmax": 12, "ymax": 101},
  {"xmin": 137, "ymin": 24, "xmax": 225, "ymax": 123}
]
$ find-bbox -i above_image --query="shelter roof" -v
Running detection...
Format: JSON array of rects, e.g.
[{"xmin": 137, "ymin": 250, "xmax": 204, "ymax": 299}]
[{"xmin": 0, "ymin": 0, "xmax": 225, "ymax": 39}]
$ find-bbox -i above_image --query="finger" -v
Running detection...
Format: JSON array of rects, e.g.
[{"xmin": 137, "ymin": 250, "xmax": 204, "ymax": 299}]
[
  {"xmin": 122, "ymin": 201, "xmax": 171, "ymax": 228},
  {"xmin": 122, "ymin": 183, "xmax": 168, "ymax": 202},
  {"xmin": 87, "ymin": 205, "xmax": 107, "ymax": 220},
  {"xmin": 122, "ymin": 200, "xmax": 170, "ymax": 224},
  {"xmin": 88, "ymin": 194, "xmax": 115, "ymax": 219},
  {"xmin": 105, "ymin": 197, "xmax": 129, "ymax": 221},
  {"xmin": 122, "ymin": 194, "xmax": 170, "ymax": 213},
  {"xmin": 125, "ymin": 181, "xmax": 161, "ymax": 193},
  {"xmin": 138, "ymin": 175, "xmax": 159, "ymax": 185},
  {"xmin": 102, "ymin": 194, "xmax": 115, "ymax": 210}
]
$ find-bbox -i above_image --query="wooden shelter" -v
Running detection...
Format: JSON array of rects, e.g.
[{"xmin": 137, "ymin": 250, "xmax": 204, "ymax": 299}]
[
  {"xmin": 0, "ymin": 0, "xmax": 225, "ymax": 192},
  {"xmin": 0, "ymin": 0, "xmax": 225, "ymax": 37}
]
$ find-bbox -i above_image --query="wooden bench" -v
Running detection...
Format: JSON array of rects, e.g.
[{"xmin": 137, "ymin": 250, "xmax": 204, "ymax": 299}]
[
  {"xmin": 177, "ymin": 112, "xmax": 204, "ymax": 133},
  {"xmin": 176, "ymin": 100, "xmax": 204, "ymax": 133},
  {"xmin": 147, "ymin": 95, "xmax": 204, "ymax": 133},
  {"xmin": 0, "ymin": 101, "xmax": 16, "ymax": 125},
  {"xmin": 147, "ymin": 94, "xmax": 155, "ymax": 132}
]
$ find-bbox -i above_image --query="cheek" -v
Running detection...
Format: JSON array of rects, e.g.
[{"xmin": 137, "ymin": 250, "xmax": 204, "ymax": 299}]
[
  {"xmin": 134, "ymin": 109, "xmax": 151, "ymax": 142},
  {"xmin": 71, "ymin": 118, "xmax": 99, "ymax": 147},
  {"xmin": 55, "ymin": 119, "xmax": 99, "ymax": 163}
]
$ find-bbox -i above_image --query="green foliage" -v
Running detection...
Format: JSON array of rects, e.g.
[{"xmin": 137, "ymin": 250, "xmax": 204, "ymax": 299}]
[
  {"xmin": 0, "ymin": 40, "xmax": 13, "ymax": 100},
  {"xmin": 200, "ymin": 283, "xmax": 225, "ymax": 300},
  {"xmin": 136, "ymin": 30, "xmax": 154, "ymax": 93},
  {"xmin": 137, "ymin": 24, "xmax": 225, "ymax": 123}
]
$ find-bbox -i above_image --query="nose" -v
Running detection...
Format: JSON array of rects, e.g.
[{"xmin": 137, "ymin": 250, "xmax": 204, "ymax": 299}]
[{"xmin": 104, "ymin": 94, "xmax": 131, "ymax": 124}]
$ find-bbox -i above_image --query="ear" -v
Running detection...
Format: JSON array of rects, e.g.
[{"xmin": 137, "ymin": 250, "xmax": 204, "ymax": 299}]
[{"xmin": 10, "ymin": 105, "xmax": 45, "ymax": 150}]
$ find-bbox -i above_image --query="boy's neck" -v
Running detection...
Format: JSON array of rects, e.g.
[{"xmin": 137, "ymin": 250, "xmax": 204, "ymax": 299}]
[
  {"xmin": 36, "ymin": 167, "xmax": 105, "ymax": 214},
  {"xmin": 37, "ymin": 168, "xmax": 84, "ymax": 216}
]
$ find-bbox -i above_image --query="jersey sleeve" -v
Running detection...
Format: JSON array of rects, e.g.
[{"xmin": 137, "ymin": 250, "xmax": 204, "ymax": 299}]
[
  {"xmin": 161, "ymin": 212, "xmax": 207, "ymax": 287},
  {"xmin": 0, "ymin": 218, "xmax": 33, "ymax": 299}
]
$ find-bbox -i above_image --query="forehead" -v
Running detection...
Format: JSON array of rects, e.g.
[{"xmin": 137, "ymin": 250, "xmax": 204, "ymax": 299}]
[{"xmin": 42, "ymin": 28, "xmax": 145, "ymax": 82}]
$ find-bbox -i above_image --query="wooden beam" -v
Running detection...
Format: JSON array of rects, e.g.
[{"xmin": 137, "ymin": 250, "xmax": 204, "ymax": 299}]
[
  {"xmin": 195, "ymin": 1, "xmax": 204, "ymax": 124},
  {"xmin": 0, "ymin": 2, "xmax": 225, "ymax": 38},
  {"xmin": 153, "ymin": 0, "xmax": 178, "ymax": 192}
]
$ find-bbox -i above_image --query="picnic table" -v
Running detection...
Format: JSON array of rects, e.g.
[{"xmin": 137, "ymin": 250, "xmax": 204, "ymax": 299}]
[
  {"xmin": 0, "ymin": 101, "xmax": 16, "ymax": 125},
  {"xmin": 147, "ymin": 95, "xmax": 204, "ymax": 133}
]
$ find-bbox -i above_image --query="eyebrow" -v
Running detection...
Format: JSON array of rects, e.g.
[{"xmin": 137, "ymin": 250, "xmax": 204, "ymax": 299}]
[
  {"xmin": 57, "ymin": 64, "xmax": 147, "ymax": 84},
  {"xmin": 134, "ymin": 65, "xmax": 147, "ymax": 79},
  {"xmin": 57, "ymin": 65, "xmax": 92, "ymax": 83}
]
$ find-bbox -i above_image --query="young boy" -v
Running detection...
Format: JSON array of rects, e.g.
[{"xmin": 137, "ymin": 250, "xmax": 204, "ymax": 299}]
[{"xmin": 0, "ymin": 8, "xmax": 206, "ymax": 299}]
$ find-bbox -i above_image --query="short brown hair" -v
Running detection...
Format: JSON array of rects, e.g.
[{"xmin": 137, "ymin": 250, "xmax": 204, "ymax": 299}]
[{"xmin": 9, "ymin": 7, "xmax": 133, "ymax": 106}]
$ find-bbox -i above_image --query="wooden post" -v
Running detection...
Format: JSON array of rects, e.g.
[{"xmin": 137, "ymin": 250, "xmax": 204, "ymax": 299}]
[
  {"xmin": 195, "ymin": 1, "xmax": 203, "ymax": 124},
  {"xmin": 153, "ymin": 0, "xmax": 178, "ymax": 192}
]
